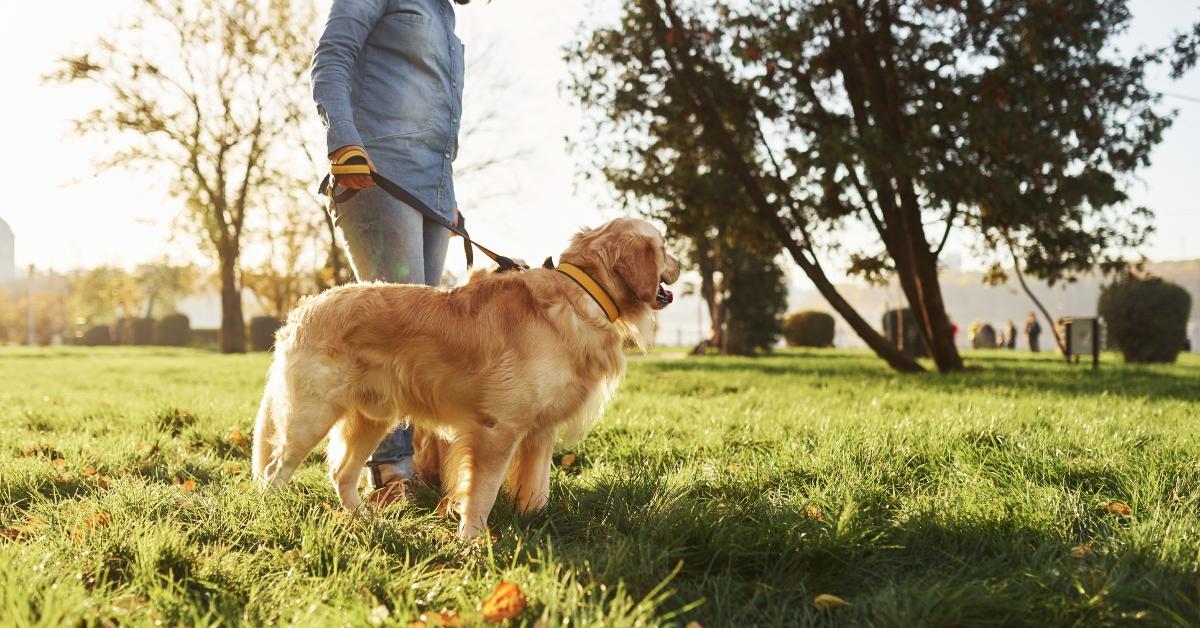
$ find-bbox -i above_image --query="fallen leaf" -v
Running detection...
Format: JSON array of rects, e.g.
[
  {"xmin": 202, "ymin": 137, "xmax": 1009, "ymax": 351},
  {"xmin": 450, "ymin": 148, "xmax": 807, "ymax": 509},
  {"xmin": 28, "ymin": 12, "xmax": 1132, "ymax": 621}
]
[
  {"xmin": 1103, "ymin": 501, "xmax": 1132, "ymax": 517},
  {"xmin": 94, "ymin": 475, "xmax": 112, "ymax": 490},
  {"xmin": 52, "ymin": 458, "xmax": 67, "ymax": 467},
  {"xmin": 481, "ymin": 580, "xmax": 527, "ymax": 623},
  {"xmin": 178, "ymin": 479, "xmax": 197, "ymax": 492},
  {"xmin": 813, "ymin": 593, "xmax": 848, "ymax": 609},
  {"xmin": 1070, "ymin": 544, "xmax": 1093, "ymax": 559},
  {"xmin": 560, "ymin": 453, "xmax": 577, "ymax": 469},
  {"xmin": 228, "ymin": 428, "xmax": 250, "ymax": 449},
  {"xmin": 83, "ymin": 512, "xmax": 111, "ymax": 528},
  {"xmin": 0, "ymin": 527, "xmax": 27, "ymax": 542},
  {"xmin": 99, "ymin": 402, "xmax": 113, "ymax": 409},
  {"xmin": 225, "ymin": 463, "xmax": 241, "ymax": 474},
  {"xmin": 83, "ymin": 466, "xmax": 98, "ymax": 476},
  {"xmin": 801, "ymin": 504, "xmax": 827, "ymax": 522},
  {"xmin": 685, "ymin": 622, "xmax": 704, "ymax": 628}
]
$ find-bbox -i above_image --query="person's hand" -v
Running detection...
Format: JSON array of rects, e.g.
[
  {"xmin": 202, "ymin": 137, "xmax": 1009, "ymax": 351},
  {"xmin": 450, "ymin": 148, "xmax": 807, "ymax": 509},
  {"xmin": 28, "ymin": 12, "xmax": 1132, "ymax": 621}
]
[
  {"xmin": 330, "ymin": 144, "xmax": 376, "ymax": 189},
  {"xmin": 450, "ymin": 208, "xmax": 462, "ymax": 237}
]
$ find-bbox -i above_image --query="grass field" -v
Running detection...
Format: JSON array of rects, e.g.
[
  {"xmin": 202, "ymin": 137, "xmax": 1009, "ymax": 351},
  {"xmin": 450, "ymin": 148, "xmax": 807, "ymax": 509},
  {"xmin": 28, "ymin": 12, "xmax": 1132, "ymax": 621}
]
[{"xmin": 1, "ymin": 347, "xmax": 1198, "ymax": 626}]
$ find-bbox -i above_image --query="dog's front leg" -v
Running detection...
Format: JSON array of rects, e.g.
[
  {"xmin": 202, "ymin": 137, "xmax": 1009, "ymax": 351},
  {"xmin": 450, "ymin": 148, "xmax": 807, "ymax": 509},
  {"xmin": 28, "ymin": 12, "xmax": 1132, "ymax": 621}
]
[
  {"xmin": 452, "ymin": 422, "xmax": 519, "ymax": 539},
  {"xmin": 507, "ymin": 430, "xmax": 554, "ymax": 513}
]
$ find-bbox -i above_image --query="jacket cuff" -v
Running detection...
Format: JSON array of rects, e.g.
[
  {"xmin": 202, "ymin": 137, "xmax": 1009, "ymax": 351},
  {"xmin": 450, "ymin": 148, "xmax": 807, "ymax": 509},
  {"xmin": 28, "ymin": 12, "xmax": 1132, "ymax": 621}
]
[{"xmin": 326, "ymin": 120, "xmax": 363, "ymax": 155}]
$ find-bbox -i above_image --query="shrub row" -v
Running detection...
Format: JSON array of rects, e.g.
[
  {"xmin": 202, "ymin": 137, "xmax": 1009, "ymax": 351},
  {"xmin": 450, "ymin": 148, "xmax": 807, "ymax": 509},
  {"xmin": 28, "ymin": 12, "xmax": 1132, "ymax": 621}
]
[
  {"xmin": 79, "ymin": 314, "xmax": 288, "ymax": 351},
  {"xmin": 80, "ymin": 314, "xmax": 192, "ymax": 347}
]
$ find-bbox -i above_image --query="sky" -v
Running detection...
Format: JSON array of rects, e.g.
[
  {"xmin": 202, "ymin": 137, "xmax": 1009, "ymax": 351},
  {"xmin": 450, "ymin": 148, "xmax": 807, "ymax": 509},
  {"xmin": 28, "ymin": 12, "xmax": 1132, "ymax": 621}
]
[{"xmin": 0, "ymin": 0, "xmax": 1197, "ymax": 285}]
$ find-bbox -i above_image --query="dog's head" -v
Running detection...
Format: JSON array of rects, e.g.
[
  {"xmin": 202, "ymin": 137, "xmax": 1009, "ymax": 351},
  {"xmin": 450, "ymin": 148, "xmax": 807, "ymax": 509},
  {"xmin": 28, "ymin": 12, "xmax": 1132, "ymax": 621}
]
[{"xmin": 559, "ymin": 218, "xmax": 681, "ymax": 313}]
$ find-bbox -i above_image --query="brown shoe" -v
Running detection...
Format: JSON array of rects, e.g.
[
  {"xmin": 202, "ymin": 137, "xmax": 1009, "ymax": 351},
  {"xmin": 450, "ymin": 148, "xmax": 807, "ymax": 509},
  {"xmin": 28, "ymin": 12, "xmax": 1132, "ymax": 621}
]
[{"xmin": 365, "ymin": 478, "xmax": 417, "ymax": 509}]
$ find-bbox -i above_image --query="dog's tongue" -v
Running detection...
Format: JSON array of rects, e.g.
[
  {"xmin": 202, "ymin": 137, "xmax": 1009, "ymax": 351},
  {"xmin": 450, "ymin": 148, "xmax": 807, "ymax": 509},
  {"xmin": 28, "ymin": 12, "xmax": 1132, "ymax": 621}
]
[{"xmin": 656, "ymin": 284, "xmax": 673, "ymax": 305}]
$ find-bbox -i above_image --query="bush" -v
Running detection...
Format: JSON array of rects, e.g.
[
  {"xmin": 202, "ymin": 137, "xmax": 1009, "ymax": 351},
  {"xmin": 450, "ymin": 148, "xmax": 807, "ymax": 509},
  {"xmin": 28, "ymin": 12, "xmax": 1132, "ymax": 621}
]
[
  {"xmin": 1098, "ymin": 276, "xmax": 1191, "ymax": 363},
  {"xmin": 249, "ymin": 316, "xmax": 283, "ymax": 351},
  {"xmin": 128, "ymin": 318, "xmax": 155, "ymax": 345},
  {"xmin": 81, "ymin": 325, "xmax": 112, "ymax": 346},
  {"xmin": 882, "ymin": 308, "xmax": 928, "ymax": 357},
  {"xmin": 155, "ymin": 314, "xmax": 192, "ymax": 346},
  {"xmin": 783, "ymin": 310, "xmax": 835, "ymax": 347}
]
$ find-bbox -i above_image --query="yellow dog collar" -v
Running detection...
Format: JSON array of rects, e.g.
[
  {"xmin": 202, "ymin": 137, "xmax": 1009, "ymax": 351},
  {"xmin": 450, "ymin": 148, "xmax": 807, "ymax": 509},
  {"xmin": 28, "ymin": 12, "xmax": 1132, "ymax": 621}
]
[{"xmin": 556, "ymin": 263, "xmax": 620, "ymax": 323}]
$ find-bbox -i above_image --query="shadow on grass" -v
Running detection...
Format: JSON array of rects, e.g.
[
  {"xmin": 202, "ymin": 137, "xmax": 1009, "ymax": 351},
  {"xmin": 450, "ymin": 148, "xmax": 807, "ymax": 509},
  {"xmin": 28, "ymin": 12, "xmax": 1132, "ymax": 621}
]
[
  {"xmin": 639, "ymin": 350, "xmax": 1200, "ymax": 403},
  {"xmin": 485, "ymin": 465, "xmax": 1200, "ymax": 626}
]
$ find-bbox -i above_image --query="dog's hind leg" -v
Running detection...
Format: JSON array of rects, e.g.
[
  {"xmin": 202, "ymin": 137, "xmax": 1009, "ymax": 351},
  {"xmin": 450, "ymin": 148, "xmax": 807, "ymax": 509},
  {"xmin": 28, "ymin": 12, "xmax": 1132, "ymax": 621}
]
[
  {"xmin": 260, "ymin": 393, "xmax": 341, "ymax": 487},
  {"xmin": 328, "ymin": 412, "xmax": 394, "ymax": 510}
]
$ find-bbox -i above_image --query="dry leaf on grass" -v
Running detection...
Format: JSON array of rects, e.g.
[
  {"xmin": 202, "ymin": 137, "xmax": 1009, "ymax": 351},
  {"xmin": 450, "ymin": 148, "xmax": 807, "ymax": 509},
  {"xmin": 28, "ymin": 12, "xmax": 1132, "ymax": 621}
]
[
  {"xmin": 685, "ymin": 622, "xmax": 704, "ymax": 628},
  {"xmin": 560, "ymin": 453, "xmax": 577, "ymax": 469},
  {"xmin": 177, "ymin": 479, "xmax": 197, "ymax": 492},
  {"xmin": 83, "ymin": 512, "xmax": 111, "ymax": 528},
  {"xmin": 813, "ymin": 593, "xmax": 848, "ymax": 609},
  {"xmin": 225, "ymin": 463, "xmax": 242, "ymax": 474},
  {"xmin": 228, "ymin": 428, "xmax": 250, "ymax": 449},
  {"xmin": 481, "ymin": 580, "xmax": 527, "ymax": 623},
  {"xmin": 1102, "ymin": 501, "xmax": 1132, "ymax": 517},
  {"xmin": 1070, "ymin": 544, "xmax": 1093, "ymax": 559},
  {"xmin": 801, "ymin": 504, "xmax": 827, "ymax": 522}
]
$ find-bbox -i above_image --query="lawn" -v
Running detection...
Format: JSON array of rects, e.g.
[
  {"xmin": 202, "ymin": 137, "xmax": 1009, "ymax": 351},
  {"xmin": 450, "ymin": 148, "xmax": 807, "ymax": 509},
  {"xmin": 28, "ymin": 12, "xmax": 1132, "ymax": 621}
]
[{"xmin": 1, "ymin": 347, "xmax": 1198, "ymax": 626}]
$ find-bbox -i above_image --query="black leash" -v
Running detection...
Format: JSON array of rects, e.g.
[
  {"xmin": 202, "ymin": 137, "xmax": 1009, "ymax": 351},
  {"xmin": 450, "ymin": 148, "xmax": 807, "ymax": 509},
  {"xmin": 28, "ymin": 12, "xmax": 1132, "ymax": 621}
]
[{"xmin": 319, "ymin": 150, "xmax": 525, "ymax": 272}]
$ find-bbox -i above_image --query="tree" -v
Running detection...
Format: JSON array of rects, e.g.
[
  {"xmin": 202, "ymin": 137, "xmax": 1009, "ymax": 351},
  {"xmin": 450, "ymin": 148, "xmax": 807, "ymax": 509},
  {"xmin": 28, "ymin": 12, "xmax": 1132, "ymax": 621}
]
[
  {"xmin": 570, "ymin": 0, "xmax": 1185, "ymax": 373},
  {"xmin": 49, "ymin": 0, "xmax": 317, "ymax": 352},
  {"xmin": 134, "ymin": 262, "xmax": 197, "ymax": 318},
  {"xmin": 243, "ymin": 198, "xmax": 327, "ymax": 320}
]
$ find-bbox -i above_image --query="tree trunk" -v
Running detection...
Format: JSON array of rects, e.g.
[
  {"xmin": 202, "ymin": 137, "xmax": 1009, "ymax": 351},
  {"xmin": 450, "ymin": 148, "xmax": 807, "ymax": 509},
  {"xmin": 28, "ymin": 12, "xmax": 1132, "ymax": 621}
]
[
  {"xmin": 695, "ymin": 236, "xmax": 722, "ymax": 349},
  {"xmin": 218, "ymin": 250, "xmax": 246, "ymax": 353}
]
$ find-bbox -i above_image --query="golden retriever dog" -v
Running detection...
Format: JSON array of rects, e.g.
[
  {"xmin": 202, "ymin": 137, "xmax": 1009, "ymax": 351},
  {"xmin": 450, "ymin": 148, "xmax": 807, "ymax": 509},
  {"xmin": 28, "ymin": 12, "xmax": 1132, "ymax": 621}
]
[{"xmin": 251, "ymin": 217, "xmax": 680, "ymax": 537}]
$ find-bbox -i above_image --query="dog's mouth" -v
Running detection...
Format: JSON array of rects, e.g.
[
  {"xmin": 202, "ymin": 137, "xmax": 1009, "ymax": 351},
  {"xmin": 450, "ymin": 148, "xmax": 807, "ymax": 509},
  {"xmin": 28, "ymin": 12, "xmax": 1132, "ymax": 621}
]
[{"xmin": 655, "ymin": 282, "xmax": 673, "ymax": 308}]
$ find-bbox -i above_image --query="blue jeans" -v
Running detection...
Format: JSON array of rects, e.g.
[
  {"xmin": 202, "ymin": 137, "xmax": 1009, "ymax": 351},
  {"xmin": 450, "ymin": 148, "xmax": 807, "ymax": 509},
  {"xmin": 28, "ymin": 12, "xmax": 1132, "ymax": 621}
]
[{"xmin": 329, "ymin": 184, "xmax": 450, "ymax": 479}]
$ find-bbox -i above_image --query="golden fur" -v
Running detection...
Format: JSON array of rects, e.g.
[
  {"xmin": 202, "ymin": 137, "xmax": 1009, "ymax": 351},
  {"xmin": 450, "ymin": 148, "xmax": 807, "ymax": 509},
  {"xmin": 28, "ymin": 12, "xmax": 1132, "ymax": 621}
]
[{"xmin": 251, "ymin": 218, "xmax": 680, "ymax": 537}]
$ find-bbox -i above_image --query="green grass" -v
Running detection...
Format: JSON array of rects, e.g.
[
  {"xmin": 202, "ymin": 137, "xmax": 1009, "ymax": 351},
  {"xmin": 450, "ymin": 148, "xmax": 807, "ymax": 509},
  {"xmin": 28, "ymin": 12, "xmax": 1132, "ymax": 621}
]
[{"xmin": 1, "ymin": 347, "xmax": 1198, "ymax": 626}]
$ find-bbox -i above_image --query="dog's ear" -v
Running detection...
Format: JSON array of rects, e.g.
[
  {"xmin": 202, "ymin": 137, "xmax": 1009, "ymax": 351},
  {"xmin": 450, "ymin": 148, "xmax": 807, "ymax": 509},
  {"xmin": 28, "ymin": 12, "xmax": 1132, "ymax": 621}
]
[{"xmin": 613, "ymin": 236, "xmax": 659, "ymax": 303}]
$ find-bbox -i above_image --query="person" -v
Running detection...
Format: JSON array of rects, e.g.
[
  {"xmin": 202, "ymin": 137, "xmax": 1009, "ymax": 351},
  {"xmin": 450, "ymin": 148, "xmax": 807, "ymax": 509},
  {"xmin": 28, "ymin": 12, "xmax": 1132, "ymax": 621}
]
[
  {"xmin": 1004, "ymin": 320, "xmax": 1017, "ymax": 349},
  {"xmin": 312, "ymin": 0, "xmax": 471, "ymax": 506},
  {"xmin": 1024, "ymin": 312, "xmax": 1042, "ymax": 352}
]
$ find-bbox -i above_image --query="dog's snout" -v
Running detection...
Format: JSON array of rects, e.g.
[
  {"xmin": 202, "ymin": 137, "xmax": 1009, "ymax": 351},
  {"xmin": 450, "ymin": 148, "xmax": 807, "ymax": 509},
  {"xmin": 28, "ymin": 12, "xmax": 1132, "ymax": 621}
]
[{"xmin": 661, "ymin": 254, "xmax": 681, "ymax": 284}]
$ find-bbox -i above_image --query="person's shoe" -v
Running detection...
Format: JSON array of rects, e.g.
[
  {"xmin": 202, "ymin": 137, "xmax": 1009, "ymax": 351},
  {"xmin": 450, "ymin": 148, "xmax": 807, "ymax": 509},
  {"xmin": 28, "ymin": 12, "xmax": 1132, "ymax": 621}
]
[
  {"xmin": 365, "ymin": 477, "xmax": 417, "ymax": 509},
  {"xmin": 365, "ymin": 460, "xmax": 417, "ymax": 509}
]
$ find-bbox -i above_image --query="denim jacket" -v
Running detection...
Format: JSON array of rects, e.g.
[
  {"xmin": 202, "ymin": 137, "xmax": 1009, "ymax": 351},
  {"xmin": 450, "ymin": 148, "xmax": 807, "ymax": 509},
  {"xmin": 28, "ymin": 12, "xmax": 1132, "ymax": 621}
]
[{"xmin": 312, "ymin": 0, "xmax": 464, "ymax": 220}]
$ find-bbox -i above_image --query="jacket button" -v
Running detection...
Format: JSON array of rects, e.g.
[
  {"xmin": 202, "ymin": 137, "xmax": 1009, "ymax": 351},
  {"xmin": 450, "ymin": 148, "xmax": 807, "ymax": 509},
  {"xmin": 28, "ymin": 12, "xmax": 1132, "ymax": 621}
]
[{"xmin": 444, "ymin": 152, "xmax": 451, "ymax": 159}]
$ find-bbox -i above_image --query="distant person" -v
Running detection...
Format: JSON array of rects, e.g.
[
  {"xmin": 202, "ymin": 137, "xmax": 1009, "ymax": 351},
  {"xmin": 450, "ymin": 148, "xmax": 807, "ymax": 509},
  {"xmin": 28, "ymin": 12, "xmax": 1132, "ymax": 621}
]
[
  {"xmin": 1004, "ymin": 320, "xmax": 1017, "ymax": 349},
  {"xmin": 1025, "ymin": 313, "xmax": 1042, "ymax": 352}
]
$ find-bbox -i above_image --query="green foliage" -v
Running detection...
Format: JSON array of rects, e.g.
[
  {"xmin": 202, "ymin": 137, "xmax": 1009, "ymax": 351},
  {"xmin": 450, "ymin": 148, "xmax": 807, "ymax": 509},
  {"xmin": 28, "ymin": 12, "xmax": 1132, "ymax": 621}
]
[
  {"xmin": 80, "ymin": 325, "xmax": 112, "ymax": 347},
  {"xmin": 721, "ymin": 252, "xmax": 787, "ymax": 355},
  {"xmin": 567, "ymin": 0, "xmax": 1183, "ymax": 371},
  {"xmin": 882, "ymin": 308, "xmax": 929, "ymax": 358},
  {"xmin": 155, "ymin": 314, "xmax": 192, "ymax": 347},
  {"xmin": 1098, "ymin": 276, "xmax": 1192, "ymax": 363},
  {"xmin": 2, "ymin": 347, "xmax": 1199, "ymax": 625},
  {"xmin": 249, "ymin": 317, "xmax": 282, "ymax": 352},
  {"xmin": 783, "ymin": 310, "xmax": 835, "ymax": 348}
]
